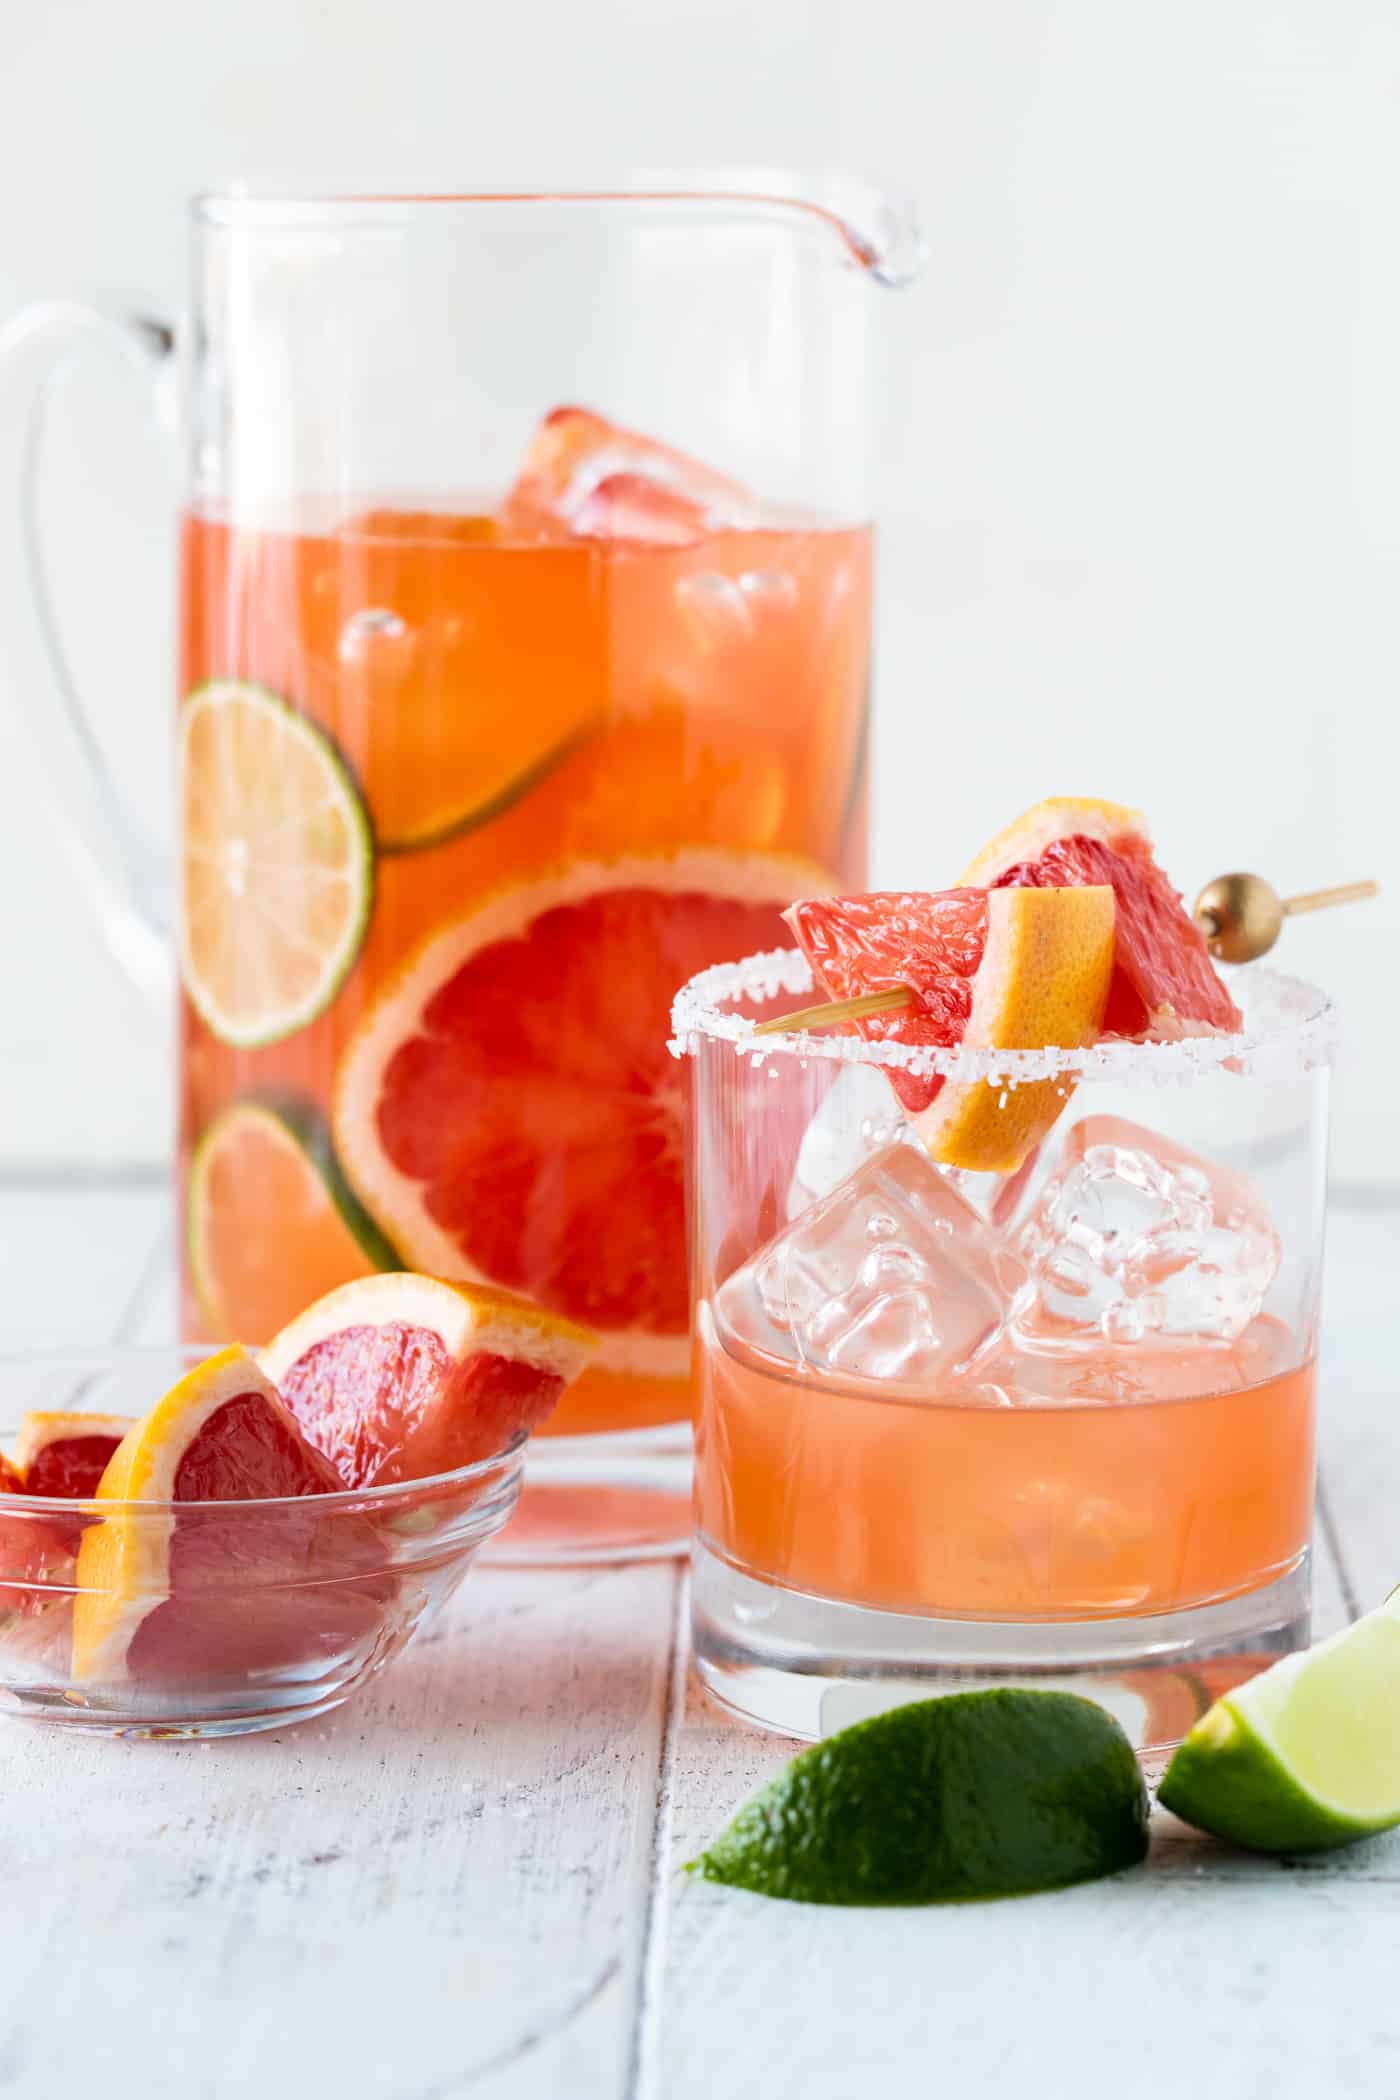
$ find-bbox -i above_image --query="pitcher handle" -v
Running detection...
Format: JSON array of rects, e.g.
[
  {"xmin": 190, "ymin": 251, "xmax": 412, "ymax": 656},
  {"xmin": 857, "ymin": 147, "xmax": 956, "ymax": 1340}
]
[{"xmin": 0, "ymin": 299, "xmax": 176, "ymax": 1004}]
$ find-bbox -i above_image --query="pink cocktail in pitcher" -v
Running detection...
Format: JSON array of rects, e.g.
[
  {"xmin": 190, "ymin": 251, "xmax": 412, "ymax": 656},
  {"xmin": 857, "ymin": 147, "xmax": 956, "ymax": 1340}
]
[{"xmin": 1, "ymin": 184, "xmax": 922, "ymax": 1560}]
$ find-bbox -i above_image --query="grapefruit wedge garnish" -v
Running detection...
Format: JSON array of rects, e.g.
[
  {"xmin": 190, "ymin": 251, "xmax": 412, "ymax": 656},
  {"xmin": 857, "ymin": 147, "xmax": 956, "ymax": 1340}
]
[
  {"xmin": 72, "ymin": 1346, "xmax": 351, "ymax": 1684},
  {"xmin": 12, "ymin": 1413, "xmax": 134, "ymax": 1499},
  {"xmin": 959, "ymin": 796, "xmax": 1241, "ymax": 1036},
  {"xmin": 333, "ymin": 851, "xmax": 836, "ymax": 1413},
  {"xmin": 187, "ymin": 1100, "xmax": 398, "ymax": 1345},
  {"xmin": 258, "ymin": 1274, "xmax": 596, "ymax": 1489},
  {"xmin": 785, "ymin": 885, "xmax": 1116, "ymax": 1174}
]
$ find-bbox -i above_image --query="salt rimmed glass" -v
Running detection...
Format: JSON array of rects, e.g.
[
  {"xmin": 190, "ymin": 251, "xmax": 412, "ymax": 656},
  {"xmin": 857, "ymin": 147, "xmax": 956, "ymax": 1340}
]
[{"xmin": 671, "ymin": 950, "xmax": 1333, "ymax": 1758}]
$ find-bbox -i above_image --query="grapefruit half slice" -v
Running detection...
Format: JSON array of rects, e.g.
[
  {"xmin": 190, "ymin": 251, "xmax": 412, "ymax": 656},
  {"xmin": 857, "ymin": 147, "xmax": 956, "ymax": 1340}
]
[
  {"xmin": 259, "ymin": 1274, "xmax": 595, "ymax": 1489},
  {"xmin": 784, "ymin": 885, "xmax": 1116, "ymax": 1173},
  {"xmin": 959, "ymin": 797, "xmax": 1241, "ymax": 1037},
  {"xmin": 72, "ymin": 1346, "xmax": 351, "ymax": 1683},
  {"xmin": 333, "ymin": 851, "xmax": 836, "ymax": 1412}
]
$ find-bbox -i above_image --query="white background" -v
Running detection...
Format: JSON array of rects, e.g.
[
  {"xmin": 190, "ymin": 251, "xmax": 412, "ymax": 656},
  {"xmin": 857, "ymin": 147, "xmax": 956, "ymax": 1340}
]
[{"xmin": 0, "ymin": 0, "xmax": 1395, "ymax": 1185}]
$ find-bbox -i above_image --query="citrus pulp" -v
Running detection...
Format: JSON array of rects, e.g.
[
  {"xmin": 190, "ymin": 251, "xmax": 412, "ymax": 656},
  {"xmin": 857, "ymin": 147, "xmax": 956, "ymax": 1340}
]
[
  {"xmin": 1159, "ymin": 1588, "xmax": 1400, "ymax": 1853},
  {"xmin": 179, "ymin": 680, "xmax": 374, "ymax": 1047},
  {"xmin": 259, "ymin": 1273, "xmax": 595, "ymax": 1488},
  {"xmin": 500, "ymin": 405, "xmax": 754, "ymax": 539},
  {"xmin": 333, "ymin": 851, "xmax": 836, "ymax": 1428},
  {"xmin": 72, "ymin": 1346, "xmax": 360, "ymax": 1684},
  {"xmin": 12, "ymin": 1414, "xmax": 134, "ymax": 1498},
  {"xmin": 784, "ymin": 884, "xmax": 1116, "ymax": 1172},
  {"xmin": 960, "ymin": 796, "xmax": 1240, "ymax": 1036}
]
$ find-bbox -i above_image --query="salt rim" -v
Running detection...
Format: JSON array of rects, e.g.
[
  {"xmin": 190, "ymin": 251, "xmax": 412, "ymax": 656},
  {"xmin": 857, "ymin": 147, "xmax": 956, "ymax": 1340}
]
[{"xmin": 669, "ymin": 947, "xmax": 1337, "ymax": 1088}]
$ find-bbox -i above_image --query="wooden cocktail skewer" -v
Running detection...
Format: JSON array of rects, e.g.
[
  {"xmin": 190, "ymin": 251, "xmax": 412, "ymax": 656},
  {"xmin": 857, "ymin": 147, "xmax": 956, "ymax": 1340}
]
[
  {"xmin": 752, "ymin": 984, "xmax": 914, "ymax": 1037},
  {"xmin": 751, "ymin": 873, "xmax": 1378, "ymax": 1037}
]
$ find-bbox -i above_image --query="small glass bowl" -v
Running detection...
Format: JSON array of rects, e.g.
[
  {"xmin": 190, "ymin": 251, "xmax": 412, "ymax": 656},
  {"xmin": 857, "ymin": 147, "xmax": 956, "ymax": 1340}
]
[{"xmin": 0, "ymin": 1347, "xmax": 524, "ymax": 1738}]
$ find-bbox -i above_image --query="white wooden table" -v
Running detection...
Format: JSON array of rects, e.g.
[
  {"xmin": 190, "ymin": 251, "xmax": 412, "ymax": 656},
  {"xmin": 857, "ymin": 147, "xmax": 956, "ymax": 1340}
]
[{"xmin": 1, "ymin": 1178, "xmax": 1398, "ymax": 2100}]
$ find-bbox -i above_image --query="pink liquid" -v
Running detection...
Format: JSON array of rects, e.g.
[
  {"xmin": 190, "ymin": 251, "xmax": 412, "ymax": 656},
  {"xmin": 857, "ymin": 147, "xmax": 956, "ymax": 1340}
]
[{"xmin": 695, "ymin": 1312, "xmax": 1315, "ymax": 1620}]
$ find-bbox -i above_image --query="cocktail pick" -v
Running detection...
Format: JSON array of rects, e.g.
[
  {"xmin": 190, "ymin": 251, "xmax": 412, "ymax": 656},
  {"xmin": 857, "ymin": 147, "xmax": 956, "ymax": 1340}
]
[
  {"xmin": 751, "ymin": 873, "xmax": 1378, "ymax": 1038},
  {"xmin": 1190, "ymin": 874, "xmax": 1378, "ymax": 963}
]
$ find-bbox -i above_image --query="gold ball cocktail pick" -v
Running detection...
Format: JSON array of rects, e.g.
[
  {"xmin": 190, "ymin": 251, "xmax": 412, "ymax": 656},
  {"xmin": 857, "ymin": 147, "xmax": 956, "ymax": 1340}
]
[
  {"xmin": 1190, "ymin": 874, "xmax": 1378, "ymax": 963},
  {"xmin": 752, "ymin": 872, "xmax": 1379, "ymax": 1038}
]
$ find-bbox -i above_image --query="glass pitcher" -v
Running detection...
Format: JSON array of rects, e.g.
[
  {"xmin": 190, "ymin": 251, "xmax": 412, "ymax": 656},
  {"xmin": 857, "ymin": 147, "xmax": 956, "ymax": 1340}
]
[{"xmin": 1, "ymin": 180, "xmax": 922, "ymax": 1559}]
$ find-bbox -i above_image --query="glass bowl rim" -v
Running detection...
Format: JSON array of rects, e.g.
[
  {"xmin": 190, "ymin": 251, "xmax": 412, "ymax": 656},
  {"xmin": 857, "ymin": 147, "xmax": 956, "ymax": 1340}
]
[
  {"xmin": 670, "ymin": 949, "xmax": 1337, "ymax": 1086},
  {"xmin": 0, "ymin": 1345, "xmax": 526, "ymax": 1516}
]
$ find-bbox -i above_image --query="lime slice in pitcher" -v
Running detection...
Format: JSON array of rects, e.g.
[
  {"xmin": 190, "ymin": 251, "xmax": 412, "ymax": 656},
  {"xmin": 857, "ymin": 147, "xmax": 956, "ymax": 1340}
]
[
  {"xmin": 187, "ymin": 1099, "xmax": 398, "ymax": 1344},
  {"xmin": 1158, "ymin": 1590, "xmax": 1400, "ymax": 1853},
  {"xmin": 179, "ymin": 681, "xmax": 373, "ymax": 1046}
]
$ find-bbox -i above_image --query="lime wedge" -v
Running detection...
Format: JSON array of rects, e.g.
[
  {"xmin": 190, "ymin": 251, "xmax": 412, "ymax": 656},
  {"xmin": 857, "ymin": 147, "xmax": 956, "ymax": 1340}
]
[
  {"xmin": 689, "ymin": 1690, "xmax": 1149, "ymax": 1905},
  {"xmin": 1158, "ymin": 1593, "xmax": 1400, "ymax": 1853}
]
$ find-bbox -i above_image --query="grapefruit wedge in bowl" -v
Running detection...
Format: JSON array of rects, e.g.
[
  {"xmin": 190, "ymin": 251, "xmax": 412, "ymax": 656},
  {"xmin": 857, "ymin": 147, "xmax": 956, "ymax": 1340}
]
[
  {"xmin": 259, "ymin": 1273, "xmax": 595, "ymax": 1488},
  {"xmin": 0, "ymin": 1274, "xmax": 596, "ymax": 1737}
]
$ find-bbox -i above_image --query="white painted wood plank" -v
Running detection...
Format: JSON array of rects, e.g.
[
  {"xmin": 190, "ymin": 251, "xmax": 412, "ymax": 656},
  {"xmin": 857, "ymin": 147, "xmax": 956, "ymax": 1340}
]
[
  {"xmin": 1310, "ymin": 1506, "xmax": 1353, "ymax": 1641},
  {"xmin": 0, "ymin": 1562, "xmax": 678, "ymax": 2100},
  {"xmin": 1316, "ymin": 1202, "xmax": 1400, "ymax": 1616},
  {"xmin": 0, "ymin": 1182, "xmax": 168, "ymax": 1347}
]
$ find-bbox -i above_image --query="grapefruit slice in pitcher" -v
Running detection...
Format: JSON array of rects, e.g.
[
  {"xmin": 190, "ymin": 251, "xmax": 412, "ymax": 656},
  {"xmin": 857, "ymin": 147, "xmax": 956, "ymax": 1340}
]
[
  {"xmin": 785, "ymin": 885, "xmax": 1116, "ymax": 1174},
  {"xmin": 501, "ymin": 405, "xmax": 755, "ymax": 540},
  {"xmin": 72, "ymin": 1347, "xmax": 357, "ymax": 1684},
  {"xmin": 959, "ymin": 797, "xmax": 1241, "ymax": 1036},
  {"xmin": 333, "ymin": 851, "xmax": 835, "ymax": 1420},
  {"xmin": 259, "ymin": 1274, "xmax": 596, "ymax": 1489}
]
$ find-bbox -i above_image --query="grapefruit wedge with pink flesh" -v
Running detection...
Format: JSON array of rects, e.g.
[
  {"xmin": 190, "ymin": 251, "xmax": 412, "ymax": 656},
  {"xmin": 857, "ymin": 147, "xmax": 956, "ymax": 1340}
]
[
  {"xmin": 72, "ymin": 1347, "xmax": 363, "ymax": 1685},
  {"xmin": 0, "ymin": 1455, "xmax": 73, "ymax": 1623},
  {"xmin": 13, "ymin": 1413, "xmax": 134, "ymax": 1498},
  {"xmin": 500, "ymin": 405, "xmax": 754, "ymax": 539},
  {"xmin": 959, "ymin": 797, "xmax": 1241, "ymax": 1036},
  {"xmin": 784, "ymin": 884, "xmax": 1116, "ymax": 1174},
  {"xmin": 259, "ymin": 1274, "xmax": 596, "ymax": 1489},
  {"xmin": 332, "ymin": 852, "xmax": 837, "ymax": 1415}
]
